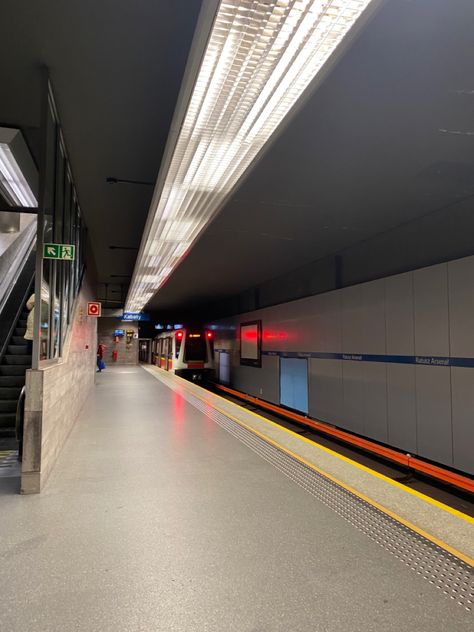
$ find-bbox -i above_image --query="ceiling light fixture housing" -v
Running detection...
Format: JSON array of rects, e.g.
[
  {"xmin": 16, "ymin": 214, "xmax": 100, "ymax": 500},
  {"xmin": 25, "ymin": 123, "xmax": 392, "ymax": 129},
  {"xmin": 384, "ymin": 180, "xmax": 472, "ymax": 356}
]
[
  {"xmin": 126, "ymin": 0, "xmax": 380, "ymax": 313},
  {"xmin": 0, "ymin": 127, "xmax": 38, "ymax": 207}
]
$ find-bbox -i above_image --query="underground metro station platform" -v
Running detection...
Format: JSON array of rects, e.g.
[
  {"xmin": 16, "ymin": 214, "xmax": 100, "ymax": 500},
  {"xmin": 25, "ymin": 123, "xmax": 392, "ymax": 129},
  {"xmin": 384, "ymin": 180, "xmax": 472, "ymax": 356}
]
[{"xmin": 0, "ymin": 0, "xmax": 473, "ymax": 629}]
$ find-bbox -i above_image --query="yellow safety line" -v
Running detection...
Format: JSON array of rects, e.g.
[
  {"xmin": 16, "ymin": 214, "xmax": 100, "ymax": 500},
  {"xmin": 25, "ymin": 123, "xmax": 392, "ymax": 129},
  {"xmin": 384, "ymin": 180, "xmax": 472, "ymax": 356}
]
[
  {"xmin": 144, "ymin": 367, "xmax": 474, "ymax": 566},
  {"xmin": 143, "ymin": 365, "xmax": 474, "ymax": 527}
]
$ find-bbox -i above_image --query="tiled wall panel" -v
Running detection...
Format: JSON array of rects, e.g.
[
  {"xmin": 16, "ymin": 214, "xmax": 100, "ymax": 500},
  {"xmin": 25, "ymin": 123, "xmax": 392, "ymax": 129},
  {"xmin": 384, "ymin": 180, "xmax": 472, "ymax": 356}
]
[{"xmin": 214, "ymin": 255, "xmax": 474, "ymax": 474}]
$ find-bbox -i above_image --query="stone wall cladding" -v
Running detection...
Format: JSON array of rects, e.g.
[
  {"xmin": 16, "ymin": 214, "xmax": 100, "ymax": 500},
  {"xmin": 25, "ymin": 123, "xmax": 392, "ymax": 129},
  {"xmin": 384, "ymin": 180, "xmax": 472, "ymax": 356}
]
[
  {"xmin": 97, "ymin": 318, "xmax": 138, "ymax": 366},
  {"xmin": 21, "ymin": 276, "xmax": 97, "ymax": 493}
]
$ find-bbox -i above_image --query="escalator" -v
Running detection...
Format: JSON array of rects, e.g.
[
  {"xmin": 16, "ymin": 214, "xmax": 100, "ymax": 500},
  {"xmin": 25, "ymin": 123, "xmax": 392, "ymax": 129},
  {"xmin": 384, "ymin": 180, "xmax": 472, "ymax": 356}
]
[{"xmin": 0, "ymin": 237, "xmax": 36, "ymax": 439}]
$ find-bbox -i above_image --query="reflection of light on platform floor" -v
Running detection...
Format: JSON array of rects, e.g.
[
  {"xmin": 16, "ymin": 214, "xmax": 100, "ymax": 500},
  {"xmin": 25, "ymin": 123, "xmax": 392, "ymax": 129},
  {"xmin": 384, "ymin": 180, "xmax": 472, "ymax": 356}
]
[{"xmin": 0, "ymin": 450, "xmax": 20, "ymax": 477}]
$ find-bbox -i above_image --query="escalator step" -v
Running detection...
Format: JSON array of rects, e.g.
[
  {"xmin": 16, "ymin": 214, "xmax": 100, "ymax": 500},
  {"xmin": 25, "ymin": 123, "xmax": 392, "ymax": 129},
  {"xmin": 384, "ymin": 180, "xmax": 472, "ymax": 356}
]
[
  {"xmin": 2, "ymin": 356, "xmax": 32, "ymax": 366},
  {"xmin": 0, "ymin": 366, "xmax": 28, "ymax": 376},
  {"xmin": 18, "ymin": 320, "xmax": 27, "ymax": 328},
  {"xmin": 0, "ymin": 412, "xmax": 16, "ymax": 429},
  {"xmin": 11, "ymin": 336, "xmax": 27, "ymax": 345},
  {"xmin": 0, "ymin": 400, "xmax": 17, "ymax": 413},
  {"xmin": 0, "ymin": 387, "xmax": 22, "ymax": 399},
  {"xmin": 14, "ymin": 328, "xmax": 27, "ymax": 337},
  {"xmin": 0, "ymin": 376, "xmax": 25, "ymax": 387},
  {"xmin": 7, "ymin": 345, "xmax": 29, "ymax": 355}
]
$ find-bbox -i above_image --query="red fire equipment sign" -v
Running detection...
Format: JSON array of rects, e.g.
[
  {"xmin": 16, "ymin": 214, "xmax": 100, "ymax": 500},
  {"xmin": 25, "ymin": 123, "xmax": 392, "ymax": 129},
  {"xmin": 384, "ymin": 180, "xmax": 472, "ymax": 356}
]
[{"xmin": 87, "ymin": 302, "xmax": 102, "ymax": 317}]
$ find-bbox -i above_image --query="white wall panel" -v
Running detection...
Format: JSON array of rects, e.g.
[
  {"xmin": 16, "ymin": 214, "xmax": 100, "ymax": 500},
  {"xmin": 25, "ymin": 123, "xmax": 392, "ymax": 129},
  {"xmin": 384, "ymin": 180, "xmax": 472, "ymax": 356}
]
[
  {"xmin": 232, "ymin": 356, "xmax": 279, "ymax": 403},
  {"xmin": 309, "ymin": 359, "xmax": 343, "ymax": 425},
  {"xmin": 363, "ymin": 280, "xmax": 387, "ymax": 354},
  {"xmin": 341, "ymin": 361, "xmax": 366, "ymax": 434},
  {"xmin": 387, "ymin": 364, "xmax": 417, "ymax": 453},
  {"xmin": 214, "ymin": 254, "xmax": 474, "ymax": 475},
  {"xmin": 260, "ymin": 355, "xmax": 280, "ymax": 404},
  {"xmin": 415, "ymin": 365, "xmax": 453, "ymax": 466},
  {"xmin": 342, "ymin": 361, "xmax": 387, "ymax": 441},
  {"xmin": 262, "ymin": 301, "xmax": 303, "ymax": 353},
  {"xmin": 414, "ymin": 264, "xmax": 449, "ymax": 356},
  {"xmin": 385, "ymin": 272, "xmax": 414, "ymax": 355},
  {"xmin": 342, "ymin": 284, "xmax": 364, "ymax": 353},
  {"xmin": 451, "ymin": 368, "xmax": 474, "ymax": 475},
  {"xmin": 363, "ymin": 363, "xmax": 388, "ymax": 443},
  {"xmin": 342, "ymin": 280, "xmax": 385, "ymax": 354},
  {"xmin": 307, "ymin": 291, "xmax": 342, "ymax": 353},
  {"xmin": 448, "ymin": 255, "xmax": 474, "ymax": 357}
]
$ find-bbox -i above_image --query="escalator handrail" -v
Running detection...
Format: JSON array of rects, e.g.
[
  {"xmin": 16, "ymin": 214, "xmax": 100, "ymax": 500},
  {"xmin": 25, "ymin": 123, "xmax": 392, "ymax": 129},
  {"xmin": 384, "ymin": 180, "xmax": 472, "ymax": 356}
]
[
  {"xmin": 0, "ymin": 221, "xmax": 36, "ymax": 315},
  {"xmin": 16, "ymin": 385, "xmax": 26, "ymax": 442}
]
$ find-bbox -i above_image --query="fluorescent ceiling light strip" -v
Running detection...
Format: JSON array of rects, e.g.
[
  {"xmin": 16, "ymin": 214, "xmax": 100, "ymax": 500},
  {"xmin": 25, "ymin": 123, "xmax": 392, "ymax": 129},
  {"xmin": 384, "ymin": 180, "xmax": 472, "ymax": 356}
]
[
  {"xmin": 126, "ymin": 0, "xmax": 375, "ymax": 313},
  {"xmin": 0, "ymin": 143, "xmax": 37, "ymax": 207}
]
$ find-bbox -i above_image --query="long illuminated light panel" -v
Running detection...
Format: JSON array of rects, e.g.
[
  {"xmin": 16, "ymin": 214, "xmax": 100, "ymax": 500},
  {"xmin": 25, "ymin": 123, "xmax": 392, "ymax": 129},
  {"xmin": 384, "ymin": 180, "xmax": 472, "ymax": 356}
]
[
  {"xmin": 126, "ymin": 0, "xmax": 374, "ymax": 313},
  {"xmin": 0, "ymin": 140, "xmax": 37, "ymax": 207}
]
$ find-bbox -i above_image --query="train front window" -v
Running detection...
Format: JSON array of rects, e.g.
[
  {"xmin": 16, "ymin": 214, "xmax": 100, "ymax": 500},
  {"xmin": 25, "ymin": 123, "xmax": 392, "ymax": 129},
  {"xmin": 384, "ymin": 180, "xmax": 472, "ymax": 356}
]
[{"xmin": 184, "ymin": 332, "xmax": 207, "ymax": 362}]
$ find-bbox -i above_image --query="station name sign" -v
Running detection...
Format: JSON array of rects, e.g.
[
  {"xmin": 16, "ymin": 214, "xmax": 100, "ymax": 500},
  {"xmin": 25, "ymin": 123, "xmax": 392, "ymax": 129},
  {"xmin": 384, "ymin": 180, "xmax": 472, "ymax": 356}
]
[{"xmin": 120, "ymin": 312, "xmax": 151, "ymax": 322}]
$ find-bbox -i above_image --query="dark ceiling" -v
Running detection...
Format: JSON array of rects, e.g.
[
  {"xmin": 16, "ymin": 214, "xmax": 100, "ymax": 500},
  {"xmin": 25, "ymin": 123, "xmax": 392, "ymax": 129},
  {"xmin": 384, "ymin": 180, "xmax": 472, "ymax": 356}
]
[
  {"xmin": 0, "ymin": 0, "xmax": 202, "ymax": 291},
  {"xmin": 148, "ymin": 0, "xmax": 474, "ymax": 312},
  {"xmin": 2, "ymin": 0, "xmax": 474, "ymax": 317}
]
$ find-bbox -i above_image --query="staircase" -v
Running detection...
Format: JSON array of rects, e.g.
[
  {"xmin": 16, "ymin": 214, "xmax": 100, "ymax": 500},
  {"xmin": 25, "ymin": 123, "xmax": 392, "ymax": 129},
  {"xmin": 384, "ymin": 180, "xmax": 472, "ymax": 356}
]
[{"xmin": 0, "ymin": 308, "xmax": 31, "ymax": 436}]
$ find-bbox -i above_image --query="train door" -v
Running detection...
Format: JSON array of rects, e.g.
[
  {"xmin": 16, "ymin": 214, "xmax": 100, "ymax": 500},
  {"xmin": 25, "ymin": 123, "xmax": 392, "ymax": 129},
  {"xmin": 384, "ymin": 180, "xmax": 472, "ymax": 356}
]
[
  {"xmin": 218, "ymin": 351, "xmax": 230, "ymax": 384},
  {"xmin": 162, "ymin": 338, "xmax": 168, "ymax": 370},
  {"xmin": 139, "ymin": 339, "xmax": 151, "ymax": 363},
  {"xmin": 168, "ymin": 337, "xmax": 174, "ymax": 371},
  {"xmin": 159, "ymin": 339, "xmax": 166, "ymax": 369},
  {"xmin": 165, "ymin": 337, "xmax": 173, "ymax": 371}
]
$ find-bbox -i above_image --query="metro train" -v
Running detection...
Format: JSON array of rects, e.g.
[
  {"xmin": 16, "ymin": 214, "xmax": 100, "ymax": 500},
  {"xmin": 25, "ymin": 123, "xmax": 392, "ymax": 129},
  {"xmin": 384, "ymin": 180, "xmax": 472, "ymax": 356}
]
[{"xmin": 153, "ymin": 328, "xmax": 214, "ymax": 381}]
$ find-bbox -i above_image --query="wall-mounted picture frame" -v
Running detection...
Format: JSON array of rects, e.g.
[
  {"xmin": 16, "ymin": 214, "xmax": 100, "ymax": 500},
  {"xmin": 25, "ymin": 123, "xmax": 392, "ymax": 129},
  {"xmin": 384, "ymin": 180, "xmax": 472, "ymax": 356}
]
[{"xmin": 240, "ymin": 320, "xmax": 262, "ymax": 367}]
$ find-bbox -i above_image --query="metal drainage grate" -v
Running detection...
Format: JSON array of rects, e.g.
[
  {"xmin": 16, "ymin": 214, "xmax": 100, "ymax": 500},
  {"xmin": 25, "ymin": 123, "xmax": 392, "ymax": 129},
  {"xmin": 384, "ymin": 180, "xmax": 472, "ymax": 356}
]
[{"xmin": 167, "ymin": 379, "xmax": 474, "ymax": 613}]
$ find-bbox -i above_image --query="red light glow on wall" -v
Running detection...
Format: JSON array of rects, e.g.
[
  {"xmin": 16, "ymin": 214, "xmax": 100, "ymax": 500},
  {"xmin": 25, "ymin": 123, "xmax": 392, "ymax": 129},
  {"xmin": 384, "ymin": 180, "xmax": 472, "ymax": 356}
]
[
  {"xmin": 242, "ymin": 329, "xmax": 258, "ymax": 341},
  {"xmin": 263, "ymin": 330, "xmax": 288, "ymax": 342}
]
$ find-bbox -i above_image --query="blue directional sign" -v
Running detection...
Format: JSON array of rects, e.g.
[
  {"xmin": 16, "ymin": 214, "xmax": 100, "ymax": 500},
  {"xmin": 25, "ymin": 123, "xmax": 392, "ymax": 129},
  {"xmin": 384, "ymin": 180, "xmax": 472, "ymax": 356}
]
[{"xmin": 120, "ymin": 312, "xmax": 151, "ymax": 322}]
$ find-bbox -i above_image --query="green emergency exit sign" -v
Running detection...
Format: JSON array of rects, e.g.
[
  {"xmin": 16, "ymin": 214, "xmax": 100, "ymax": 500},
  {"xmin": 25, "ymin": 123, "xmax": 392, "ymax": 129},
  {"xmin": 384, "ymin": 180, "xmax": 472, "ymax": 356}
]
[{"xmin": 43, "ymin": 243, "xmax": 76, "ymax": 261}]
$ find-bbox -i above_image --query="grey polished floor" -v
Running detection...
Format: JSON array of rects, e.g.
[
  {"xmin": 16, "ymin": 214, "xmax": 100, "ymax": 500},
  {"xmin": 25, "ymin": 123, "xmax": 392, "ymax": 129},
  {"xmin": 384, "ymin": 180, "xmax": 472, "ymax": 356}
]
[{"xmin": 0, "ymin": 366, "xmax": 472, "ymax": 632}]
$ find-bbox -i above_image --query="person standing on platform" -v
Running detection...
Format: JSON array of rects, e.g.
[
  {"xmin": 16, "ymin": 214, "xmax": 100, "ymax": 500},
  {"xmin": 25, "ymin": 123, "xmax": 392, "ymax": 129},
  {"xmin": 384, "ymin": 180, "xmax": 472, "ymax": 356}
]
[
  {"xmin": 23, "ymin": 294, "xmax": 35, "ymax": 356},
  {"xmin": 97, "ymin": 343, "xmax": 106, "ymax": 372}
]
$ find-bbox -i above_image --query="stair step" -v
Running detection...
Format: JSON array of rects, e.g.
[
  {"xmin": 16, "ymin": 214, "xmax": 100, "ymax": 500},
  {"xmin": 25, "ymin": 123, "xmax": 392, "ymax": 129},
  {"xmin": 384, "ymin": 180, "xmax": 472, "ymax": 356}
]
[
  {"xmin": 0, "ymin": 412, "xmax": 16, "ymax": 429},
  {"xmin": 0, "ymin": 428, "xmax": 16, "ymax": 438},
  {"xmin": 7, "ymin": 345, "xmax": 29, "ymax": 355},
  {"xmin": 2, "ymin": 355, "xmax": 31, "ymax": 366},
  {"xmin": 0, "ymin": 376, "xmax": 25, "ymax": 387},
  {"xmin": 11, "ymin": 336, "xmax": 27, "ymax": 345},
  {"xmin": 0, "ymin": 366, "xmax": 27, "ymax": 376},
  {"xmin": 0, "ymin": 387, "xmax": 22, "ymax": 399},
  {"xmin": 0, "ymin": 401, "xmax": 17, "ymax": 413}
]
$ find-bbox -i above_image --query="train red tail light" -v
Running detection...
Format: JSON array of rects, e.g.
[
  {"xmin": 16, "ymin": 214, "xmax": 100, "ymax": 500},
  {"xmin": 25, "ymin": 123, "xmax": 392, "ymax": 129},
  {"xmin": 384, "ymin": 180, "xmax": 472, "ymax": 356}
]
[
  {"xmin": 177, "ymin": 331, "xmax": 183, "ymax": 339},
  {"xmin": 206, "ymin": 331, "xmax": 213, "ymax": 339}
]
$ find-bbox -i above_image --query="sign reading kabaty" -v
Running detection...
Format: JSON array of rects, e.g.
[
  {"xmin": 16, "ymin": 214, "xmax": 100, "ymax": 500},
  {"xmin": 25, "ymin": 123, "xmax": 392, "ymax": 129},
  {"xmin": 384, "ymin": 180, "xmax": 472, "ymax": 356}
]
[
  {"xmin": 121, "ymin": 312, "xmax": 151, "ymax": 322},
  {"xmin": 87, "ymin": 302, "xmax": 102, "ymax": 317},
  {"xmin": 43, "ymin": 243, "xmax": 76, "ymax": 260}
]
